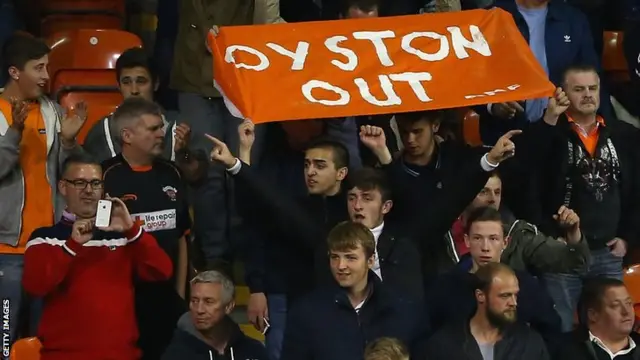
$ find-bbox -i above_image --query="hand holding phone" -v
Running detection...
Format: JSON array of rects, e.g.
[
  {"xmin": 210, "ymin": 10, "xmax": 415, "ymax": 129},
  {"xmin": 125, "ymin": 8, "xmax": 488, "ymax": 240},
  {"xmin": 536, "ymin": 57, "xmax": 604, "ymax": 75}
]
[{"xmin": 95, "ymin": 200, "xmax": 112, "ymax": 228}]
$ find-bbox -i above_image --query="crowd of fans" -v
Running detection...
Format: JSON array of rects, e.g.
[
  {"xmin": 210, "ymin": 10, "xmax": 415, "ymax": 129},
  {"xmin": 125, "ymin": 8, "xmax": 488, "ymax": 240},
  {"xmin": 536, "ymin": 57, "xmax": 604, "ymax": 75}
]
[{"xmin": 0, "ymin": 0, "xmax": 640, "ymax": 359}]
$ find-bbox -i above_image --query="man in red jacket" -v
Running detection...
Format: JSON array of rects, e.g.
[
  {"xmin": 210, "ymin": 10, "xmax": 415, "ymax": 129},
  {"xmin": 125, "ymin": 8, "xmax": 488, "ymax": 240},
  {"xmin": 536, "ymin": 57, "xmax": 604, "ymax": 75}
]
[{"xmin": 22, "ymin": 153, "xmax": 173, "ymax": 360}]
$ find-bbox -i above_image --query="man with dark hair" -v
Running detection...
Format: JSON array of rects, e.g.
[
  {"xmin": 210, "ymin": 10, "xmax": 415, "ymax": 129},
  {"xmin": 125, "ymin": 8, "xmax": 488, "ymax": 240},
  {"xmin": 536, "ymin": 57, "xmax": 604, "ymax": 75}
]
[
  {"xmin": 428, "ymin": 207, "xmax": 561, "ymax": 352},
  {"xmin": 22, "ymin": 152, "xmax": 172, "ymax": 360},
  {"xmin": 557, "ymin": 278, "xmax": 640, "ymax": 359},
  {"xmin": 448, "ymin": 171, "xmax": 590, "ymax": 274},
  {"xmin": 210, "ymin": 124, "xmax": 351, "ymax": 359},
  {"xmin": 83, "ymin": 47, "xmax": 204, "ymax": 184},
  {"xmin": 520, "ymin": 65, "xmax": 640, "ymax": 333},
  {"xmin": 102, "ymin": 97, "xmax": 194, "ymax": 360},
  {"xmin": 0, "ymin": 33, "xmax": 86, "ymax": 350},
  {"xmin": 281, "ymin": 221, "xmax": 424, "ymax": 360},
  {"xmin": 426, "ymin": 262, "xmax": 550, "ymax": 360},
  {"xmin": 359, "ymin": 118, "xmax": 521, "ymax": 276},
  {"xmin": 339, "ymin": 0, "xmax": 380, "ymax": 18}
]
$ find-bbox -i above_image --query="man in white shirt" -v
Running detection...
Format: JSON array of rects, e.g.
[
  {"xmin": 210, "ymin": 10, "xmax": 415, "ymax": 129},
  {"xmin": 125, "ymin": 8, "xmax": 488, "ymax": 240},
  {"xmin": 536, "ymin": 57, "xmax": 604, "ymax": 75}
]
[{"xmin": 557, "ymin": 278, "xmax": 639, "ymax": 359}]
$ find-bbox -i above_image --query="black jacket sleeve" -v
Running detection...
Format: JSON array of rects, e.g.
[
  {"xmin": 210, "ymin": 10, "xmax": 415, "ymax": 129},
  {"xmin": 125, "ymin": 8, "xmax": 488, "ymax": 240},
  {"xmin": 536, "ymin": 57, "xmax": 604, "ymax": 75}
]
[{"xmin": 232, "ymin": 163, "xmax": 324, "ymax": 251}]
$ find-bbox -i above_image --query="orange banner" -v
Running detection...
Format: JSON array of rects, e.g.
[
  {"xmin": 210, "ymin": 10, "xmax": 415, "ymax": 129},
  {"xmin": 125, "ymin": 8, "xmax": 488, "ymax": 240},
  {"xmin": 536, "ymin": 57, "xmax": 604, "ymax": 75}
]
[{"xmin": 209, "ymin": 9, "xmax": 554, "ymax": 124}]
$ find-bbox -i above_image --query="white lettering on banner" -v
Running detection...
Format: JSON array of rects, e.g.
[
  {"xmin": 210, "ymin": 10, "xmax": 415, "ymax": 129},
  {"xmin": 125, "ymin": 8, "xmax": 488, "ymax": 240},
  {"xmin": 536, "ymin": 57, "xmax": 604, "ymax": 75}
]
[
  {"xmin": 302, "ymin": 80, "xmax": 351, "ymax": 106},
  {"xmin": 352, "ymin": 30, "xmax": 396, "ymax": 67},
  {"xmin": 465, "ymin": 84, "xmax": 521, "ymax": 99},
  {"xmin": 266, "ymin": 41, "xmax": 310, "ymax": 71},
  {"xmin": 354, "ymin": 75, "xmax": 402, "ymax": 106},
  {"xmin": 301, "ymin": 72, "xmax": 433, "ymax": 105},
  {"xmin": 131, "ymin": 209, "xmax": 177, "ymax": 233},
  {"xmin": 222, "ymin": 25, "xmax": 493, "ymax": 106},
  {"xmin": 225, "ymin": 45, "xmax": 270, "ymax": 71},
  {"xmin": 325, "ymin": 36, "xmax": 358, "ymax": 71}
]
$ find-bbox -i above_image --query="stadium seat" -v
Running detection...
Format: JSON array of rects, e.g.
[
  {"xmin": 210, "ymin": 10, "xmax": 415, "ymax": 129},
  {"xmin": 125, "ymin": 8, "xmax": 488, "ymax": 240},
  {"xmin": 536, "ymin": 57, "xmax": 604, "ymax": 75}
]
[
  {"xmin": 240, "ymin": 324, "xmax": 265, "ymax": 342},
  {"xmin": 40, "ymin": 0, "xmax": 125, "ymax": 37},
  {"xmin": 9, "ymin": 337, "xmax": 42, "ymax": 359},
  {"xmin": 46, "ymin": 29, "xmax": 142, "ymax": 143},
  {"xmin": 235, "ymin": 285, "xmax": 251, "ymax": 307},
  {"xmin": 603, "ymin": 31, "xmax": 629, "ymax": 82},
  {"xmin": 624, "ymin": 265, "xmax": 640, "ymax": 320},
  {"xmin": 462, "ymin": 110, "xmax": 482, "ymax": 147}
]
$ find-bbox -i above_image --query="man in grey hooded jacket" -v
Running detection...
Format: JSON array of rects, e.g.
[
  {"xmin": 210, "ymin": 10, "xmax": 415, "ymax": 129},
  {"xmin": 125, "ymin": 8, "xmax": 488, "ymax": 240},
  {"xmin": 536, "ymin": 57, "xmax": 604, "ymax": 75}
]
[{"xmin": 162, "ymin": 271, "xmax": 268, "ymax": 360}]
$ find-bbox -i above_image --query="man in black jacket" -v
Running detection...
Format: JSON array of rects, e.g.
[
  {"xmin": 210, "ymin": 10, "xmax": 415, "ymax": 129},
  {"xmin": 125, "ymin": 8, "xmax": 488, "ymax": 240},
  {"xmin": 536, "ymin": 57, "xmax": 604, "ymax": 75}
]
[
  {"xmin": 427, "ymin": 207, "xmax": 561, "ymax": 351},
  {"xmin": 520, "ymin": 64, "xmax": 640, "ymax": 333},
  {"xmin": 425, "ymin": 262, "xmax": 550, "ymax": 360},
  {"xmin": 359, "ymin": 115, "xmax": 521, "ymax": 278},
  {"xmin": 162, "ymin": 271, "xmax": 268, "ymax": 360},
  {"xmin": 280, "ymin": 222, "xmax": 426, "ymax": 360},
  {"xmin": 556, "ymin": 278, "xmax": 640, "ymax": 360}
]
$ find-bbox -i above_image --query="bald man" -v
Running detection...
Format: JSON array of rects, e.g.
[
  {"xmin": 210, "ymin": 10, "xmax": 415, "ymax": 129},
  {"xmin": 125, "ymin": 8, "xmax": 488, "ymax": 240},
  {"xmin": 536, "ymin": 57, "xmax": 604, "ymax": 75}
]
[{"xmin": 426, "ymin": 263, "xmax": 550, "ymax": 360}]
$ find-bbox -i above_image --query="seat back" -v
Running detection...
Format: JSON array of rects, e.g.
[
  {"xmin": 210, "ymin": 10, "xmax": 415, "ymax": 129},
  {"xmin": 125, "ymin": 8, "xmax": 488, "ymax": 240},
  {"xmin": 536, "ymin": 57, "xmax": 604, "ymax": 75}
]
[
  {"xmin": 9, "ymin": 337, "xmax": 42, "ymax": 360},
  {"xmin": 462, "ymin": 110, "xmax": 482, "ymax": 147},
  {"xmin": 603, "ymin": 31, "xmax": 630, "ymax": 82},
  {"xmin": 46, "ymin": 29, "xmax": 141, "ymax": 143},
  {"xmin": 41, "ymin": 0, "xmax": 125, "ymax": 16},
  {"xmin": 41, "ymin": 15, "xmax": 123, "ymax": 37},
  {"xmin": 624, "ymin": 265, "xmax": 640, "ymax": 318}
]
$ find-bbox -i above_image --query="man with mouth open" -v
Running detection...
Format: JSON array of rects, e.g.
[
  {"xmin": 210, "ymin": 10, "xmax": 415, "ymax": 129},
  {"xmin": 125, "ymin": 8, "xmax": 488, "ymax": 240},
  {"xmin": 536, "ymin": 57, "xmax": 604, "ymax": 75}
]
[
  {"xmin": 427, "ymin": 206, "xmax": 561, "ymax": 354},
  {"xmin": 0, "ymin": 33, "xmax": 87, "ymax": 352}
]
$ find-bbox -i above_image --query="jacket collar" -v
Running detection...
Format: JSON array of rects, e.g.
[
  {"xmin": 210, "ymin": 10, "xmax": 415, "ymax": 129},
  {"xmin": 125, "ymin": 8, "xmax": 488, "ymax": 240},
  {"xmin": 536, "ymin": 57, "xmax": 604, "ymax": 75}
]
[{"xmin": 331, "ymin": 270, "xmax": 392, "ymax": 311}]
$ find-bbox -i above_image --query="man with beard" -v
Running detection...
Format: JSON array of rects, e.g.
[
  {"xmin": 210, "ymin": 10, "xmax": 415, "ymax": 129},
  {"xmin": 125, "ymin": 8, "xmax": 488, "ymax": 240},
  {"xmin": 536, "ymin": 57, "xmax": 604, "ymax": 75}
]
[
  {"xmin": 427, "ymin": 207, "xmax": 561, "ymax": 352},
  {"xmin": 425, "ymin": 262, "xmax": 550, "ymax": 360}
]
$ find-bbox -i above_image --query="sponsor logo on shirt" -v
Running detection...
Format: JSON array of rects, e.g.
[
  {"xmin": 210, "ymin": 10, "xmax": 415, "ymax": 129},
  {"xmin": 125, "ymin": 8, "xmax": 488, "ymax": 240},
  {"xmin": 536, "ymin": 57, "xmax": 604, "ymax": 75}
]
[
  {"xmin": 131, "ymin": 209, "xmax": 176, "ymax": 232},
  {"xmin": 162, "ymin": 186, "xmax": 177, "ymax": 201}
]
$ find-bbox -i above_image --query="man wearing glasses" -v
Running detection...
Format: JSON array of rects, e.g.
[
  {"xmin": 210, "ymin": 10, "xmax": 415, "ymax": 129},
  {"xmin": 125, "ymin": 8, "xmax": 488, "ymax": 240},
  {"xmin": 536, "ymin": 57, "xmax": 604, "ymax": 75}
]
[
  {"xmin": 101, "ymin": 97, "xmax": 192, "ymax": 360},
  {"xmin": 22, "ymin": 153, "xmax": 172, "ymax": 360}
]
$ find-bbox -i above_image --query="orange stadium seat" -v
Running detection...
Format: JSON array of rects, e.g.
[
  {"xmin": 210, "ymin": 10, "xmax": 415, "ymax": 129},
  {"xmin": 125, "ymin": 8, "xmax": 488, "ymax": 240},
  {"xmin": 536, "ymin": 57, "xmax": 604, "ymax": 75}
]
[
  {"xmin": 624, "ymin": 265, "xmax": 640, "ymax": 321},
  {"xmin": 462, "ymin": 110, "xmax": 482, "ymax": 147},
  {"xmin": 9, "ymin": 337, "xmax": 42, "ymax": 360},
  {"xmin": 40, "ymin": 0, "xmax": 125, "ymax": 37},
  {"xmin": 603, "ymin": 31, "xmax": 630, "ymax": 82},
  {"xmin": 46, "ymin": 29, "xmax": 142, "ymax": 143}
]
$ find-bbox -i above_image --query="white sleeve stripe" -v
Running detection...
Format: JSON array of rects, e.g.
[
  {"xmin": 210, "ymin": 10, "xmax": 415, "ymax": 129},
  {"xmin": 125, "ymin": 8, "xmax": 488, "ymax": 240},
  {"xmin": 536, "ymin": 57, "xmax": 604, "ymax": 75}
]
[
  {"xmin": 62, "ymin": 243, "xmax": 76, "ymax": 256},
  {"xmin": 127, "ymin": 226, "xmax": 143, "ymax": 243},
  {"xmin": 25, "ymin": 237, "xmax": 129, "ymax": 250}
]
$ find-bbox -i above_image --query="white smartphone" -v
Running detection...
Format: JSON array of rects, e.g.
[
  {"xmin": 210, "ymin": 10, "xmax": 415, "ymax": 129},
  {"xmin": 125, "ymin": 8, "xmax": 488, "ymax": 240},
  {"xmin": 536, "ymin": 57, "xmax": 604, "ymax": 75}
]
[
  {"xmin": 95, "ymin": 200, "xmax": 112, "ymax": 228},
  {"xmin": 262, "ymin": 318, "xmax": 270, "ymax": 335}
]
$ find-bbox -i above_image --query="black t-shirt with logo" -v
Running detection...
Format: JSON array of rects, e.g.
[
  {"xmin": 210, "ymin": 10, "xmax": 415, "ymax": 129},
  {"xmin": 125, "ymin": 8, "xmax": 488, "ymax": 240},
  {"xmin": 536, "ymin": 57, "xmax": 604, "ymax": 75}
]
[
  {"xmin": 102, "ymin": 154, "xmax": 190, "ymax": 359},
  {"xmin": 102, "ymin": 154, "xmax": 190, "ymax": 269}
]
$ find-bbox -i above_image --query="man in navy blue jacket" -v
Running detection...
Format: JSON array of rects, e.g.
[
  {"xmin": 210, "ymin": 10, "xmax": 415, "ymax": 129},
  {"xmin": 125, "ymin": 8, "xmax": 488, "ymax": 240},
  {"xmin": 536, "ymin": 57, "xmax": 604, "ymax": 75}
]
[
  {"xmin": 280, "ymin": 222, "xmax": 427, "ymax": 360},
  {"xmin": 427, "ymin": 206, "xmax": 562, "ymax": 353},
  {"xmin": 477, "ymin": 0, "xmax": 612, "ymax": 145}
]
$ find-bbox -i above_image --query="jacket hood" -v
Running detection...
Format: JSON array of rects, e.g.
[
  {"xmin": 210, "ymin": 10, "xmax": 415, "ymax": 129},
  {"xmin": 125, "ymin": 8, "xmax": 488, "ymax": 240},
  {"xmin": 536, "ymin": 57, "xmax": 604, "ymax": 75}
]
[{"xmin": 173, "ymin": 313, "xmax": 248, "ymax": 359}]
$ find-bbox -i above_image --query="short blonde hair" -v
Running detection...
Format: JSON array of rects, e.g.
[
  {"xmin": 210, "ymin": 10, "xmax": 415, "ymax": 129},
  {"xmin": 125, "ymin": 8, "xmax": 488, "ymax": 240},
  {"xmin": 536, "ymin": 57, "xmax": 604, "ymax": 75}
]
[
  {"xmin": 364, "ymin": 338, "xmax": 410, "ymax": 360},
  {"xmin": 327, "ymin": 221, "xmax": 375, "ymax": 259}
]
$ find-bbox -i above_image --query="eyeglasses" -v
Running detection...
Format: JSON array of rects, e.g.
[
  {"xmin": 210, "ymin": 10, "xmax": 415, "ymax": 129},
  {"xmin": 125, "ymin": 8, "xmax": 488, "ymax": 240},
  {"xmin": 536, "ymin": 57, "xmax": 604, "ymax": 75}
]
[{"xmin": 63, "ymin": 179, "xmax": 104, "ymax": 190}]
